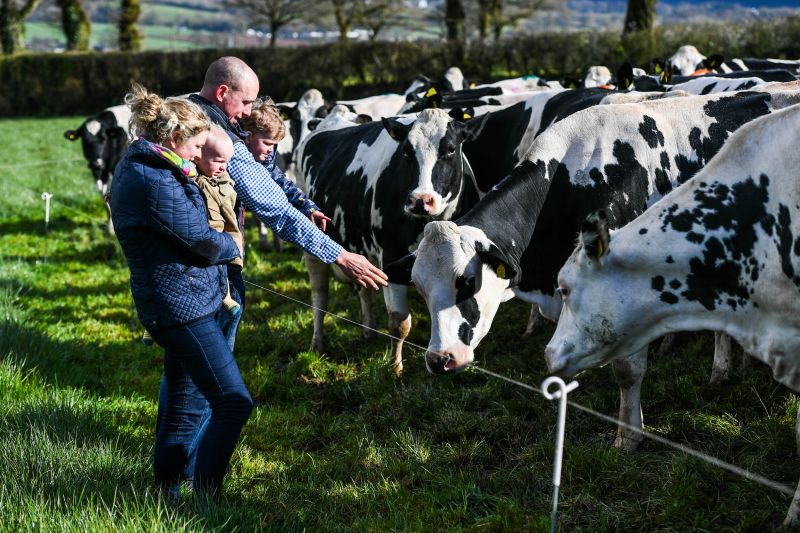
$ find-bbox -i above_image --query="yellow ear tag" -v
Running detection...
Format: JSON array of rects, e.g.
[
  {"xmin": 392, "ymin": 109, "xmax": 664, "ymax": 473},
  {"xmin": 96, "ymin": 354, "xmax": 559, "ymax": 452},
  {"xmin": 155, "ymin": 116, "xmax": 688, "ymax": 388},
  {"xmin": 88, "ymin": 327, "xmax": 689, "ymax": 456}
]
[
  {"xmin": 496, "ymin": 264, "xmax": 506, "ymax": 279},
  {"xmin": 69, "ymin": 133, "xmax": 76, "ymax": 140},
  {"xmin": 388, "ymin": 130, "xmax": 397, "ymax": 140},
  {"xmin": 654, "ymin": 64, "xmax": 663, "ymax": 74},
  {"xmin": 596, "ymin": 240, "xmax": 604, "ymax": 257},
  {"xmin": 463, "ymin": 113, "xmax": 472, "ymax": 120},
  {"xmin": 425, "ymin": 87, "xmax": 438, "ymax": 98}
]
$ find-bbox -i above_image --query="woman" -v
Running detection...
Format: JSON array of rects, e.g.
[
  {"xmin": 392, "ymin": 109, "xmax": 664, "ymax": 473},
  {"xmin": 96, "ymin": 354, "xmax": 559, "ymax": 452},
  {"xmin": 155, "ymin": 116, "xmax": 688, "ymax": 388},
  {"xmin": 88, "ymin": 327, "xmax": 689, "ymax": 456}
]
[{"xmin": 110, "ymin": 84, "xmax": 252, "ymax": 501}]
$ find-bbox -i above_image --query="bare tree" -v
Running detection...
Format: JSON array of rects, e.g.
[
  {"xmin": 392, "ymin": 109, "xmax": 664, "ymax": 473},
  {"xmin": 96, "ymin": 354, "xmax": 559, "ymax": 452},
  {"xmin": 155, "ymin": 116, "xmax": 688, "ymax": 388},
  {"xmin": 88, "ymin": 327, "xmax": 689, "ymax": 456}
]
[
  {"xmin": 330, "ymin": 0, "xmax": 360, "ymax": 43},
  {"xmin": 475, "ymin": 0, "xmax": 558, "ymax": 42},
  {"xmin": 623, "ymin": 0, "xmax": 657, "ymax": 35},
  {"xmin": 118, "ymin": 0, "xmax": 141, "ymax": 51},
  {"xmin": 0, "ymin": 0, "xmax": 42, "ymax": 54},
  {"xmin": 57, "ymin": 0, "xmax": 90, "ymax": 51},
  {"xmin": 358, "ymin": 0, "xmax": 405, "ymax": 41},
  {"xmin": 226, "ymin": 0, "xmax": 313, "ymax": 46}
]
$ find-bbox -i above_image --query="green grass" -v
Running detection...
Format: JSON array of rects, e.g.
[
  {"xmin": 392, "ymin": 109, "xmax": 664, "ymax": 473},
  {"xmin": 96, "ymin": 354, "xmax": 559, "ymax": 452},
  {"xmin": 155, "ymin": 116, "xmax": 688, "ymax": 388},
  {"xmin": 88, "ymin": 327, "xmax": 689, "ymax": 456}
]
[
  {"xmin": 25, "ymin": 22, "xmax": 218, "ymax": 50},
  {"xmin": 0, "ymin": 116, "xmax": 797, "ymax": 531}
]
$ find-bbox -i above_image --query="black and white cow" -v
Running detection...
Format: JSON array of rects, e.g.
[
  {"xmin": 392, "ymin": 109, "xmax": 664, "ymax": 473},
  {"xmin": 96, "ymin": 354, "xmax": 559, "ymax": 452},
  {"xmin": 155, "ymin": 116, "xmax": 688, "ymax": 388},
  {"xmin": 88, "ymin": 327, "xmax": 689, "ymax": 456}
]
[
  {"xmin": 544, "ymin": 104, "xmax": 800, "ymax": 527},
  {"xmin": 295, "ymin": 107, "xmax": 487, "ymax": 375},
  {"xmin": 387, "ymin": 83, "xmax": 800, "ymax": 446},
  {"xmin": 667, "ymin": 44, "xmax": 800, "ymax": 77},
  {"xmin": 64, "ymin": 104, "xmax": 133, "ymax": 234},
  {"xmin": 64, "ymin": 104, "xmax": 132, "ymax": 196}
]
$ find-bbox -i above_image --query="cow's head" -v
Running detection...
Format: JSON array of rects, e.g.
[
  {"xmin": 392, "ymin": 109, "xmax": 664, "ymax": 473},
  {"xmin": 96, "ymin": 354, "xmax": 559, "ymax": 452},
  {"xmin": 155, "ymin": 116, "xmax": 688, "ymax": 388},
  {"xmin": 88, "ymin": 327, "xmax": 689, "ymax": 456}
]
[
  {"xmin": 280, "ymin": 89, "xmax": 337, "ymax": 159},
  {"xmin": 387, "ymin": 221, "xmax": 517, "ymax": 374},
  {"xmin": 667, "ymin": 45, "xmax": 716, "ymax": 77},
  {"xmin": 381, "ymin": 108, "xmax": 487, "ymax": 219},
  {"xmin": 64, "ymin": 111, "xmax": 129, "ymax": 192},
  {"xmin": 583, "ymin": 66, "xmax": 613, "ymax": 88}
]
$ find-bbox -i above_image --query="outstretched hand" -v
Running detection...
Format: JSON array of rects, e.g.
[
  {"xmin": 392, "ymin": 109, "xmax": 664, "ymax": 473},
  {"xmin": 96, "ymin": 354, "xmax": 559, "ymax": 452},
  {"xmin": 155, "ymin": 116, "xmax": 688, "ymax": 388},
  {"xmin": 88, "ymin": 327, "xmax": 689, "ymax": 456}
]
[{"xmin": 334, "ymin": 250, "xmax": 389, "ymax": 290}]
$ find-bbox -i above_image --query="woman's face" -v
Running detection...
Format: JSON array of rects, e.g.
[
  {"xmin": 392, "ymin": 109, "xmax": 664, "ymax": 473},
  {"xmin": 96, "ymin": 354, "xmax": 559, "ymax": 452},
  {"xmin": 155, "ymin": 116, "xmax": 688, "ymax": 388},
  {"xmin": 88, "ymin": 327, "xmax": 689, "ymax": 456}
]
[{"xmin": 169, "ymin": 130, "xmax": 209, "ymax": 162}]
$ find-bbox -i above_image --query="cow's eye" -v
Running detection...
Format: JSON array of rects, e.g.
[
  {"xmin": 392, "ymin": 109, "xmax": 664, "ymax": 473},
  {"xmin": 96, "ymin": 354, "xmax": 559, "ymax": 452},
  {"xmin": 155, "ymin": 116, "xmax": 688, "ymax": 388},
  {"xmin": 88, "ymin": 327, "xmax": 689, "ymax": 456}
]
[
  {"xmin": 446, "ymin": 144, "xmax": 456, "ymax": 156},
  {"xmin": 455, "ymin": 275, "xmax": 477, "ymax": 303},
  {"xmin": 556, "ymin": 286, "xmax": 570, "ymax": 300}
]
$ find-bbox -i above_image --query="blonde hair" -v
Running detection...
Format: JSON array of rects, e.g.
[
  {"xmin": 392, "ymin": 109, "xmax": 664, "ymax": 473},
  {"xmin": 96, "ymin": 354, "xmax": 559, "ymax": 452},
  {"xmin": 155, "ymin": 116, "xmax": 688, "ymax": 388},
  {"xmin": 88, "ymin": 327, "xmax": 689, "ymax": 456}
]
[
  {"xmin": 126, "ymin": 83, "xmax": 211, "ymax": 146},
  {"xmin": 238, "ymin": 97, "xmax": 285, "ymax": 140}
]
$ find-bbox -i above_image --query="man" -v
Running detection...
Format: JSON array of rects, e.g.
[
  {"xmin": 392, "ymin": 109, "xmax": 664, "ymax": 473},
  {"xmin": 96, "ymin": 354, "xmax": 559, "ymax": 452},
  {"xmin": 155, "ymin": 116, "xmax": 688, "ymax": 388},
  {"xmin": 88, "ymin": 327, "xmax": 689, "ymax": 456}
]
[{"xmin": 189, "ymin": 56, "xmax": 388, "ymax": 345}]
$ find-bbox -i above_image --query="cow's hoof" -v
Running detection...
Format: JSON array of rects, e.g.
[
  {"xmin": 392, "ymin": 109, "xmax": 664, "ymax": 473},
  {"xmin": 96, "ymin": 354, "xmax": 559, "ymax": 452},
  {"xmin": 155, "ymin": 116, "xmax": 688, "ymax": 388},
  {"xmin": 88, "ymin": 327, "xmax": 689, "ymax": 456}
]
[
  {"xmin": 361, "ymin": 328, "xmax": 377, "ymax": 339},
  {"xmin": 614, "ymin": 433, "xmax": 642, "ymax": 451}
]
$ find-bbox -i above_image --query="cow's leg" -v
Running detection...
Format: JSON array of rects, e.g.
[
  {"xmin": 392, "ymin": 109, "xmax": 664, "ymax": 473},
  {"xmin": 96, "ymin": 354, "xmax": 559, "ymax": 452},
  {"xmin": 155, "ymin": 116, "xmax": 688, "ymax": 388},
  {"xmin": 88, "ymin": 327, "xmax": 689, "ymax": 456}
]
[
  {"xmin": 709, "ymin": 332, "xmax": 733, "ymax": 385},
  {"xmin": 383, "ymin": 283, "xmax": 411, "ymax": 377},
  {"xmin": 655, "ymin": 332, "xmax": 679, "ymax": 358},
  {"xmin": 784, "ymin": 404, "xmax": 800, "ymax": 527},
  {"xmin": 612, "ymin": 348, "xmax": 648, "ymax": 451},
  {"xmin": 258, "ymin": 221, "xmax": 272, "ymax": 251},
  {"xmin": 523, "ymin": 305, "xmax": 544, "ymax": 337},
  {"xmin": 358, "ymin": 286, "xmax": 376, "ymax": 339},
  {"xmin": 303, "ymin": 252, "xmax": 329, "ymax": 353}
]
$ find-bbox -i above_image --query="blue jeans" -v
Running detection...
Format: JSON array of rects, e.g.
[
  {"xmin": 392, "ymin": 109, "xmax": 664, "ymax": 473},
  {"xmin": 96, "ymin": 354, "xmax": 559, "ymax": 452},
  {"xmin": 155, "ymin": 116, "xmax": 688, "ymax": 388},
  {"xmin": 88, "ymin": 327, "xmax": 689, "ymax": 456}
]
[
  {"xmin": 155, "ymin": 270, "xmax": 247, "ymax": 493},
  {"xmin": 151, "ymin": 314, "xmax": 253, "ymax": 499}
]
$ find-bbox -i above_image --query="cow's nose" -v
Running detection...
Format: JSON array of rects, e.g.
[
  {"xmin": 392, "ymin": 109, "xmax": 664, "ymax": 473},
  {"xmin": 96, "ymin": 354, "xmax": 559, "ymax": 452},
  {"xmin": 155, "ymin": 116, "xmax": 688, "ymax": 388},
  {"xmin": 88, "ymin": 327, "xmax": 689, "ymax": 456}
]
[
  {"xmin": 406, "ymin": 193, "xmax": 436, "ymax": 214},
  {"xmin": 544, "ymin": 342, "xmax": 574, "ymax": 375},
  {"xmin": 425, "ymin": 350, "xmax": 454, "ymax": 374},
  {"xmin": 89, "ymin": 158, "xmax": 104, "ymax": 170}
]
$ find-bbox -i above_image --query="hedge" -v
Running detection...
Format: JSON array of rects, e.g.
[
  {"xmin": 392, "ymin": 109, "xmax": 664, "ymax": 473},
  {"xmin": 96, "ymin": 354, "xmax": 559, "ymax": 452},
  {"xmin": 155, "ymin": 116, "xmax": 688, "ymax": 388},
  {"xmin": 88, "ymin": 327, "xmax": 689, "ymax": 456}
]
[{"xmin": 2, "ymin": 16, "xmax": 800, "ymax": 117}]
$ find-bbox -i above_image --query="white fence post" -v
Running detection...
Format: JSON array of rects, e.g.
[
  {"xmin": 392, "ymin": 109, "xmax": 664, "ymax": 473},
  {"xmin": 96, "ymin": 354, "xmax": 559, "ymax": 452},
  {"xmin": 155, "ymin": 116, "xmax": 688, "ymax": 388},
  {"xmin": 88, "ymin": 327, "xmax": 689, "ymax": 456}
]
[{"xmin": 541, "ymin": 376, "xmax": 579, "ymax": 533}]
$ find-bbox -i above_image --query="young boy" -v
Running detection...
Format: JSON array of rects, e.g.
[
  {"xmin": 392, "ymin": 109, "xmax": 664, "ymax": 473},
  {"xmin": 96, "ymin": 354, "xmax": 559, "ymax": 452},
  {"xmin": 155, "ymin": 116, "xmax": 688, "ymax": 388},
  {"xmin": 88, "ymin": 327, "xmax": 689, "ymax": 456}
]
[
  {"xmin": 143, "ymin": 125, "xmax": 241, "ymax": 345},
  {"xmin": 239, "ymin": 98, "xmax": 331, "ymax": 231}
]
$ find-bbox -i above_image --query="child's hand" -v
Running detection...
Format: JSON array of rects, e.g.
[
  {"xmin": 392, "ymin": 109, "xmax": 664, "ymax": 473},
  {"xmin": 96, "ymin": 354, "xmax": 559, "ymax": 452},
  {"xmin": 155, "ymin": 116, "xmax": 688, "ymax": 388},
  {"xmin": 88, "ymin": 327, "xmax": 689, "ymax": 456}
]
[{"xmin": 309, "ymin": 209, "xmax": 332, "ymax": 231}]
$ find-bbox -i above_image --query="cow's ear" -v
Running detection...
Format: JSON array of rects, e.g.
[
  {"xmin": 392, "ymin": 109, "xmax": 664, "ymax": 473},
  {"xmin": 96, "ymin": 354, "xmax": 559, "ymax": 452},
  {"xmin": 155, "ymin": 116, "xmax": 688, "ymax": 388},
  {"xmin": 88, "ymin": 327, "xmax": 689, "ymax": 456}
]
[
  {"xmin": 651, "ymin": 57, "xmax": 665, "ymax": 74},
  {"xmin": 278, "ymin": 105, "xmax": 293, "ymax": 121},
  {"xmin": 64, "ymin": 130, "xmax": 79, "ymax": 141},
  {"xmin": 580, "ymin": 210, "xmax": 611, "ymax": 261},
  {"xmin": 703, "ymin": 54, "xmax": 724, "ymax": 70},
  {"xmin": 424, "ymin": 86, "xmax": 443, "ymax": 108},
  {"xmin": 459, "ymin": 112, "xmax": 489, "ymax": 143},
  {"xmin": 383, "ymin": 253, "xmax": 416, "ymax": 285},
  {"xmin": 616, "ymin": 62, "xmax": 634, "ymax": 90},
  {"xmin": 561, "ymin": 76, "xmax": 581, "ymax": 89},
  {"xmin": 307, "ymin": 118, "xmax": 322, "ymax": 132},
  {"xmin": 355, "ymin": 114, "xmax": 373, "ymax": 124},
  {"xmin": 475, "ymin": 242, "xmax": 519, "ymax": 284},
  {"xmin": 382, "ymin": 117, "xmax": 410, "ymax": 142},
  {"xmin": 314, "ymin": 106, "xmax": 330, "ymax": 119}
]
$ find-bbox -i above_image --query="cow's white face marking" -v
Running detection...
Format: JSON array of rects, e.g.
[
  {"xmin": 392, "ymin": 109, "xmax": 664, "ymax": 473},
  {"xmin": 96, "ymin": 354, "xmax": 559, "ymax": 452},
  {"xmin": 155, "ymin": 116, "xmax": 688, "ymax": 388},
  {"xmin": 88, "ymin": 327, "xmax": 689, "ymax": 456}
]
[
  {"xmin": 405, "ymin": 109, "xmax": 455, "ymax": 217},
  {"xmin": 668, "ymin": 45, "xmax": 706, "ymax": 76},
  {"xmin": 445, "ymin": 66, "xmax": 466, "ymax": 91},
  {"xmin": 584, "ymin": 66, "xmax": 613, "ymax": 88},
  {"xmin": 412, "ymin": 221, "xmax": 513, "ymax": 373},
  {"xmin": 85, "ymin": 120, "xmax": 101, "ymax": 136}
]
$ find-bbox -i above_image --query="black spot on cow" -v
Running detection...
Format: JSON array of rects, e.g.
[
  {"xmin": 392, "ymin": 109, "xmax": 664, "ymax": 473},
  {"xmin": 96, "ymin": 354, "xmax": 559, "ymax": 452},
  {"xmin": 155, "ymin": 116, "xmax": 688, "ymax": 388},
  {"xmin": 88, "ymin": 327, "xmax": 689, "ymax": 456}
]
[
  {"xmin": 674, "ymin": 92, "xmax": 772, "ymax": 185},
  {"xmin": 660, "ymin": 292, "xmax": 679, "ymax": 304},
  {"xmin": 639, "ymin": 228, "xmax": 648, "ymax": 235},
  {"xmin": 654, "ymin": 152, "xmax": 673, "ymax": 196},
  {"xmin": 661, "ymin": 174, "xmax": 773, "ymax": 310},
  {"xmin": 458, "ymin": 322, "xmax": 474, "ymax": 345},
  {"xmin": 651, "ymin": 275, "xmax": 665, "ymax": 291},
  {"xmin": 536, "ymin": 88, "xmax": 614, "ymax": 137},
  {"xmin": 700, "ymin": 82, "xmax": 717, "ymax": 95},
  {"xmin": 456, "ymin": 296, "xmax": 480, "ymax": 328},
  {"xmin": 775, "ymin": 204, "xmax": 800, "ymax": 289},
  {"xmin": 666, "ymin": 255, "xmax": 674, "ymax": 263},
  {"xmin": 669, "ymin": 279, "xmax": 682, "ymax": 290},
  {"xmin": 638, "ymin": 115, "xmax": 665, "ymax": 148}
]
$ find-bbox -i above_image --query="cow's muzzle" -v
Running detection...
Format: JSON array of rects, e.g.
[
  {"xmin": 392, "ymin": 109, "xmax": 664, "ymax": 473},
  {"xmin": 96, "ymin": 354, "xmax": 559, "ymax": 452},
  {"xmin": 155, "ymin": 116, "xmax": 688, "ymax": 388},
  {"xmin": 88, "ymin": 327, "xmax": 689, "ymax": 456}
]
[{"xmin": 406, "ymin": 193, "xmax": 437, "ymax": 216}]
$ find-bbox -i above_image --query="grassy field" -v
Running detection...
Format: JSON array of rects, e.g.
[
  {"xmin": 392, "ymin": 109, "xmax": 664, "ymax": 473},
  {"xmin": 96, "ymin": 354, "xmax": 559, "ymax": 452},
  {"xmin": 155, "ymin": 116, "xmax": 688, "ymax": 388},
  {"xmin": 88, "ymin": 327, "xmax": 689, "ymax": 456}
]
[{"xmin": 0, "ymin": 116, "xmax": 797, "ymax": 531}]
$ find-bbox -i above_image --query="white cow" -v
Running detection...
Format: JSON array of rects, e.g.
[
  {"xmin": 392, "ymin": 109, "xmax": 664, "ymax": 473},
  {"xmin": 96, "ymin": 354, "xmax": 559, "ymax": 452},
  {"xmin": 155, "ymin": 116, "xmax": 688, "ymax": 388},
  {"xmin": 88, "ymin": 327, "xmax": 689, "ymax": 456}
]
[{"xmin": 544, "ymin": 103, "xmax": 800, "ymax": 527}]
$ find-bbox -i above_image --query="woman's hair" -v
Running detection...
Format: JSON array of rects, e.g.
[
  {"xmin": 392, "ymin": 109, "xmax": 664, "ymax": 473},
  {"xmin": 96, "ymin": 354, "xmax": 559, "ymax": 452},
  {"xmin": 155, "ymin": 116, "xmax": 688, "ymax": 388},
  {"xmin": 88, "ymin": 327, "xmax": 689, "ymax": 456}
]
[
  {"xmin": 238, "ymin": 97, "xmax": 285, "ymax": 140},
  {"xmin": 126, "ymin": 83, "xmax": 211, "ymax": 146}
]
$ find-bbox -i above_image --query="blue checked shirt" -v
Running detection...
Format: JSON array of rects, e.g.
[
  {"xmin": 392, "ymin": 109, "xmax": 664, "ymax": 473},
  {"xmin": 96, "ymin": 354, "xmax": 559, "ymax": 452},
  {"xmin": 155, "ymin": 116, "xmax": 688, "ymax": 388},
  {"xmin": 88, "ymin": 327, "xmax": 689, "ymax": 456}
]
[
  {"xmin": 262, "ymin": 149, "xmax": 319, "ymax": 217},
  {"xmin": 230, "ymin": 142, "xmax": 342, "ymax": 263}
]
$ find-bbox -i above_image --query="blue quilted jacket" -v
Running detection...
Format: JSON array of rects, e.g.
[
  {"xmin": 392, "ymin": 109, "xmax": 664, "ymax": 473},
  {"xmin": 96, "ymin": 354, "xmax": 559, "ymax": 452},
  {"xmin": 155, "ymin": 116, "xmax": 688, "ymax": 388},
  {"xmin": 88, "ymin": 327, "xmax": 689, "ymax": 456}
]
[{"xmin": 111, "ymin": 140, "xmax": 241, "ymax": 331}]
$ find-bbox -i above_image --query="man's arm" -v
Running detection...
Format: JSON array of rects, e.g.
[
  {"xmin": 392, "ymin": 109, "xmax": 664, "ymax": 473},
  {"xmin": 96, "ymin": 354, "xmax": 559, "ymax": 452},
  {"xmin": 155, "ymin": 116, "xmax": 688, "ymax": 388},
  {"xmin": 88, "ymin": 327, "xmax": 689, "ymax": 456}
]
[
  {"xmin": 264, "ymin": 154, "xmax": 320, "ymax": 217},
  {"xmin": 230, "ymin": 144, "xmax": 387, "ymax": 288}
]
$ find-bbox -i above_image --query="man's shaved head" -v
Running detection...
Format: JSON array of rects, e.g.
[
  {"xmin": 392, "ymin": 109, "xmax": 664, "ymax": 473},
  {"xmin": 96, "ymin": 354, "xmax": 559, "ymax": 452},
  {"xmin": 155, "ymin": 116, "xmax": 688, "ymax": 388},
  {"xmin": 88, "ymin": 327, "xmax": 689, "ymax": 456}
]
[
  {"xmin": 202, "ymin": 56, "xmax": 258, "ymax": 93},
  {"xmin": 199, "ymin": 56, "xmax": 260, "ymax": 123}
]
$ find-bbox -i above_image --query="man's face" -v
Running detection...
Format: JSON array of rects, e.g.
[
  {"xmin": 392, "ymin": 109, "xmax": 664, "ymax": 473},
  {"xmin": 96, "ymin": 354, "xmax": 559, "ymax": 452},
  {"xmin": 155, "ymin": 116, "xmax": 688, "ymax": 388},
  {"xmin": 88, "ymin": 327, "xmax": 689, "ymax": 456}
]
[
  {"xmin": 219, "ymin": 77, "xmax": 259, "ymax": 123},
  {"xmin": 245, "ymin": 132, "xmax": 280, "ymax": 162}
]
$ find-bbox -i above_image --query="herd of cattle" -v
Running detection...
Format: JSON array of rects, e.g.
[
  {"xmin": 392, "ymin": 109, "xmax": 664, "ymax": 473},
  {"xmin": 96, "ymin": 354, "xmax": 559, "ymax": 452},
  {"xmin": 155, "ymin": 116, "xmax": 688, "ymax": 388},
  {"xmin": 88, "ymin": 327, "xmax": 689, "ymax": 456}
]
[{"xmin": 65, "ymin": 44, "xmax": 800, "ymax": 525}]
